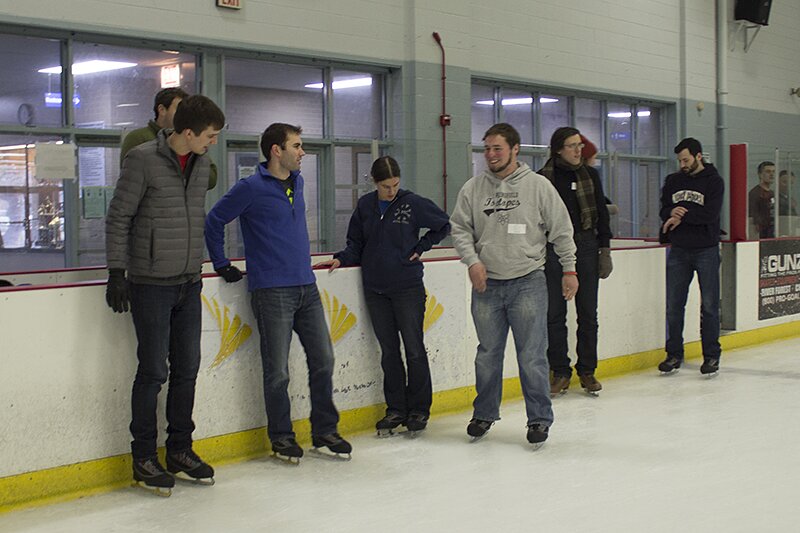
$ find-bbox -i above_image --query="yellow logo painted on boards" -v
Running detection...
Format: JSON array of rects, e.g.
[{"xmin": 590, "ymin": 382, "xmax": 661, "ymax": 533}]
[
  {"xmin": 201, "ymin": 295, "xmax": 253, "ymax": 368},
  {"xmin": 423, "ymin": 291, "xmax": 444, "ymax": 332},
  {"xmin": 321, "ymin": 289, "xmax": 357, "ymax": 344}
]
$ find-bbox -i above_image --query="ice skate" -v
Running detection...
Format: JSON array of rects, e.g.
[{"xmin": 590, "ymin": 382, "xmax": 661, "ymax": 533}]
[
  {"xmin": 375, "ymin": 413, "xmax": 407, "ymax": 438},
  {"xmin": 658, "ymin": 356, "xmax": 682, "ymax": 374},
  {"xmin": 132, "ymin": 456, "xmax": 174, "ymax": 497},
  {"xmin": 310, "ymin": 433, "xmax": 352, "ymax": 460},
  {"xmin": 166, "ymin": 449, "xmax": 215, "ymax": 486},
  {"xmin": 550, "ymin": 375, "xmax": 570, "ymax": 396},
  {"xmin": 526, "ymin": 423, "xmax": 549, "ymax": 450},
  {"xmin": 404, "ymin": 413, "xmax": 429, "ymax": 438},
  {"xmin": 466, "ymin": 418, "xmax": 494, "ymax": 442},
  {"xmin": 700, "ymin": 358, "xmax": 720, "ymax": 378},
  {"xmin": 579, "ymin": 374, "xmax": 602, "ymax": 396},
  {"xmin": 271, "ymin": 437, "xmax": 303, "ymax": 465}
]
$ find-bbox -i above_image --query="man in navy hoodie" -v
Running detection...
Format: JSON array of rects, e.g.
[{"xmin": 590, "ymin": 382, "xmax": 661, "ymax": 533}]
[
  {"xmin": 658, "ymin": 137, "xmax": 724, "ymax": 376},
  {"xmin": 205, "ymin": 123, "xmax": 351, "ymax": 462}
]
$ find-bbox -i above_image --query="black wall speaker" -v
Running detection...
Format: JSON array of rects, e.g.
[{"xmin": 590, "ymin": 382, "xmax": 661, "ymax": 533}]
[{"xmin": 734, "ymin": 0, "xmax": 772, "ymax": 26}]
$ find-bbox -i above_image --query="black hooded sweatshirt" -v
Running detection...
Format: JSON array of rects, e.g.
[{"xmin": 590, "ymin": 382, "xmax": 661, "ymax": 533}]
[{"xmin": 659, "ymin": 163, "xmax": 724, "ymax": 248}]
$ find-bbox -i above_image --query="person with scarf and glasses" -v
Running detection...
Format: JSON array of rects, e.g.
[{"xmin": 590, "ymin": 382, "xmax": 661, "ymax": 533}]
[{"xmin": 539, "ymin": 127, "xmax": 612, "ymax": 396}]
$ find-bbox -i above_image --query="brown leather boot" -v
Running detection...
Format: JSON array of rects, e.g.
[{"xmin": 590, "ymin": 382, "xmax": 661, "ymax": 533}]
[
  {"xmin": 550, "ymin": 375, "xmax": 570, "ymax": 396},
  {"xmin": 579, "ymin": 373, "xmax": 602, "ymax": 395}
]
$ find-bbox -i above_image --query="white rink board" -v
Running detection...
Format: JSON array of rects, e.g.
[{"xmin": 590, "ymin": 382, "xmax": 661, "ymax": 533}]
[{"xmin": 3, "ymin": 245, "xmax": 796, "ymax": 479}]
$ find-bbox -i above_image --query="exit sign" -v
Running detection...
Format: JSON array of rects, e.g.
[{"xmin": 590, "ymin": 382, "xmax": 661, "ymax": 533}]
[{"xmin": 217, "ymin": 0, "xmax": 241, "ymax": 9}]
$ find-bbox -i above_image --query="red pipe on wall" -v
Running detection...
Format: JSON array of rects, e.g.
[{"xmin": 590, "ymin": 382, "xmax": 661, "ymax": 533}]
[
  {"xmin": 432, "ymin": 32, "xmax": 450, "ymax": 211},
  {"xmin": 729, "ymin": 143, "xmax": 748, "ymax": 241}
]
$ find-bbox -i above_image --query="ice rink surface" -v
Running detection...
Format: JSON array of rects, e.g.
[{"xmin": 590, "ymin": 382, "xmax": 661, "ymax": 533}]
[{"xmin": 2, "ymin": 338, "xmax": 799, "ymax": 533}]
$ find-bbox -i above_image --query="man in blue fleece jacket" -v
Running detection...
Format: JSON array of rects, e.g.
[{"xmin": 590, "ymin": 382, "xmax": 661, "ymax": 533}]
[
  {"xmin": 205, "ymin": 123, "xmax": 351, "ymax": 461},
  {"xmin": 658, "ymin": 137, "xmax": 724, "ymax": 376}
]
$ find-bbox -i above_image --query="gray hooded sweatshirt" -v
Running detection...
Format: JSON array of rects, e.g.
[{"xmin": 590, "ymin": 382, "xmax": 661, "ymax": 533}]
[{"xmin": 450, "ymin": 162, "xmax": 576, "ymax": 280}]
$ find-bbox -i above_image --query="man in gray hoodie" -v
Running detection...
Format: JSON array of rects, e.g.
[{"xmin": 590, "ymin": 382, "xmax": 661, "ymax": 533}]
[{"xmin": 450, "ymin": 123, "xmax": 577, "ymax": 447}]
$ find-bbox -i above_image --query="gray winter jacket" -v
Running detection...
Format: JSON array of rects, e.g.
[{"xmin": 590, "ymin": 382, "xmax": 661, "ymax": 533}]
[{"xmin": 105, "ymin": 129, "xmax": 210, "ymax": 285}]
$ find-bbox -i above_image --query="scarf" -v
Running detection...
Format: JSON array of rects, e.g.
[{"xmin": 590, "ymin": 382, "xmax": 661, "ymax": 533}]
[{"xmin": 539, "ymin": 156, "xmax": 597, "ymax": 231}]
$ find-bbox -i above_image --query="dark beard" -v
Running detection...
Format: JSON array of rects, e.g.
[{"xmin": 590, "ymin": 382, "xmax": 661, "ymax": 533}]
[
  {"xmin": 681, "ymin": 159, "xmax": 699, "ymax": 174},
  {"xmin": 489, "ymin": 157, "xmax": 514, "ymax": 175}
]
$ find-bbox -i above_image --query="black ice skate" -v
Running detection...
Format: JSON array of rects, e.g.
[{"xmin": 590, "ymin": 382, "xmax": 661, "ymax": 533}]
[
  {"xmin": 404, "ymin": 413, "xmax": 429, "ymax": 437},
  {"xmin": 579, "ymin": 374, "xmax": 602, "ymax": 396},
  {"xmin": 375, "ymin": 413, "xmax": 407, "ymax": 438},
  {"xmin": 466, "ymin": 418, "xmax": 494, "ymax": 441},
  {"xmin": 700, "ymin": 358, "xmax": 720, "ymax": 377},
  {"xmin": 526, "ymin": 423, "xmax": 549, "ymax": 450},
  {"xmin": 166, "ymin": 449, "xmax": 215, "ymax": 486},
  {"xmin": 132, "ymin": 456, "xmax": 175, "ymax": 497},
  {"xmin": 311, "ymin": 433, "xmax": 352, "ymax": 460},
  {"xmin": 658, "ymin": 356, "xmax": 682, "ymax": 374},
  {"xmin": 271, "ymin": 437, "xmax": 303, "ymax": 465}
]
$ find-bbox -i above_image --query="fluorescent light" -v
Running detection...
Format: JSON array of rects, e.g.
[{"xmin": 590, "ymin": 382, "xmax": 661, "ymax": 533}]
[
  {"xmin": 608, "ymin": 111, "xmax": 652, "ymax": 118},
  {"xmin": 0, "ymin": 144, "xmax": 35, "ymax": 151},
  {"xmin": 474, "ymin": 97, "xmax": 559, "ymax": 106},
  {"xmin": 304, "ymin": 77, "xmax": 373, "ymax": 90},
  {"xmin": 38, "ymin": 60, "xmax": 138, "ymax": 76},
  {"xmin": 116, "ymin": 103, "xmax": 140, "ymax": 108},
  {"xmin": 502, "ymin": 97, "xmax": 533, "ymax": 106}
]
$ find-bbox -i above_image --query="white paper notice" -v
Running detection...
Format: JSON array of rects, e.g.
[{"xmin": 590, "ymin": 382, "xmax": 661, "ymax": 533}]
[
  {"xmin": 35, "ymin": 143, "xmax": 77, "ymax": 181},
  {"xmin": 507, "ymin": 223, "xmax": 526, "ymax": 234}
]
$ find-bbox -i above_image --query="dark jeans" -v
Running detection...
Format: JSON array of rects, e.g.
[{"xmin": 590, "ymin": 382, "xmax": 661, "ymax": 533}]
[
  {"xmin": 364, "ymin": 283, "xmax": 431, "ymax": 417},
  {"xmin": 665, "ymin": 245, "xmax": 721, "ymax": 360},
  {"xmin": 129, "ymin": 280, "xmax": 202, "ymax": 459},
  {"xmin": 544, "ymin": 233, "xmax": 600, "ymax": 378},
  {"xmin": 250, "ymin": 283, "xmax": 339, "ymax": 440}
]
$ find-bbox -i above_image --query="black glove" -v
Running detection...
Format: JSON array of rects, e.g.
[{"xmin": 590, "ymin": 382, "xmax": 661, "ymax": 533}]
[
  {"xmin": 106, "ymin": 268, "xmax": 130, "ymax": 313},
  {"xmin": 216, "ymin": 264, "xmax": 243, "ymax": 283},
  {"xmin": 598, "ymin": 248, "xmax": 613, "ymax": 279}
]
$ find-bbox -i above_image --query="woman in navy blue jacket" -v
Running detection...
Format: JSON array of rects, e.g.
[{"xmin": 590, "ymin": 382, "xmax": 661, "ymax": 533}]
[{"xmin": 318, "ymin": 156, "xmax": 450, "ymax": 436}]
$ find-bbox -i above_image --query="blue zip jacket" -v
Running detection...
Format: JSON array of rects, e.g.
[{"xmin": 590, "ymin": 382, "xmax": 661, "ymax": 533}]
[
  {"xmin": 205, "ymin": 163, "xmax": 315, "ymax": 291},
  {"xmin": 334, "ymin": 189, "xmax": 451, "ymax": 293}
]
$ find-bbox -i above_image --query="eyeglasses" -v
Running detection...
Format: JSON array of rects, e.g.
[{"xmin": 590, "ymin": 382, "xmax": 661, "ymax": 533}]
[{"xmin": 564, "ymin": 142, "xmax": 585, "ymax": 150}]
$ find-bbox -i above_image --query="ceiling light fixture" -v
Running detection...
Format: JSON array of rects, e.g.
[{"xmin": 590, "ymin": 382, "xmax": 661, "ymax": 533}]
[
  {"xmin": 304, "ymin": 77, "xmax": 373, "ymax": 90},
  {"xmin": 474, "ymin": 97, "xmax": 559, "ymax": 106},
  {"xmin": 608, "ymin": 111, "xmax": 652, "ymax": 118},
  {"xmin": 38, "ymin": 60, "xmax": 138, "ymax": 76}
]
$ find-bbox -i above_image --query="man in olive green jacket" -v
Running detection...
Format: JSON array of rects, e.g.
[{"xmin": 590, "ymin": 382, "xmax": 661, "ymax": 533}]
[{"xmin": 121, "ymin": 87, "xmax": 217, "ymax": 189}]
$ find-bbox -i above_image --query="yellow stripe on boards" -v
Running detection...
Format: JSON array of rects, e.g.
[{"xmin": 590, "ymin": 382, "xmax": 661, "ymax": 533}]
[{"xmin": 1, "ymin": 320, "xmax": 798, "ymax": 514}]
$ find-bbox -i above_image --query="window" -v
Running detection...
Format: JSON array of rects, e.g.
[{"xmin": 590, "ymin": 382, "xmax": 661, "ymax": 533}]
[
  {"xmin": 500, "ymin": 89, "xmax": 534, "ymax": 145},
  {"xmin": 0, "ymin": 35, "xmax": 63, "ymax": 128},
  {"xmin": 332, "ymin": 69, "xmax": 383, "ymax": 139},
  {"xmin": 540, "ymin": 94, "xmax": 569, "ymax": 143},
  {"xmin": 607, "ymin": 103, "xmax": 633, "ymax": 154},
  {"xmin": 575, "ymin": 98, "xmax": 603, "ymax": 150},
  {"xmin": 0, "ymin": 135, "xmax": 65, "ymax": 250},
  {"xmin": 470, "ymin": 81, "xmax": 669, "ymax": 238},
  {"xmin": 225, "ymin": 60, "xmax": 324, "ymax": 136},
  {"xmin": 76, "ymin": 145, "xmax": 121, "ymax": 266},
  {"xmin": 71, "ymin": 43, "xmax": 196, "ymax": 129},
  {"xmin": 224, "ymin": 59, "xmax": 389, "ymax": 254},
  {"xmin": 471, "ymin": 85, "xmax": 495, "ymax": 144}
]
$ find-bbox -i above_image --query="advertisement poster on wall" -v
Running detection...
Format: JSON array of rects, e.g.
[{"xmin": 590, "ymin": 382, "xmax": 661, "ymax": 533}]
[{"xmin": 758, "ymin": 238, "xmax": 800, "ymax": 320}]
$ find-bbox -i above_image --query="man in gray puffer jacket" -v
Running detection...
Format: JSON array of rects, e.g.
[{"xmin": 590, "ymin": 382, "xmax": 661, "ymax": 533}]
[{"xmin": 105, "ymin": 95, "xmax": 226, "ymax": 496}]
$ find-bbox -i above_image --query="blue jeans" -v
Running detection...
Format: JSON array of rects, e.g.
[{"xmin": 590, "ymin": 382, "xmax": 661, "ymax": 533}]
[
  {"xmin": 665, "ymin": 245, "xmax": 721, "ymax": 360},
  {"xmin": 364, "ymin": 283, "xmax": 431, "ymax": 417},
  {"xmin": 544, "ymin": 234, "xmax": 600, "ymax": 377},
  {"xmin": 471, "ymin": 270, "xmax": 553, "ymax": 427},
  {"xmin": 129, "ymin": 280, "xmax": 202, "ymax": 459},
  {"xmin": 250, "ymin": 283, "xmax": 339, "ymax": 440}
]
